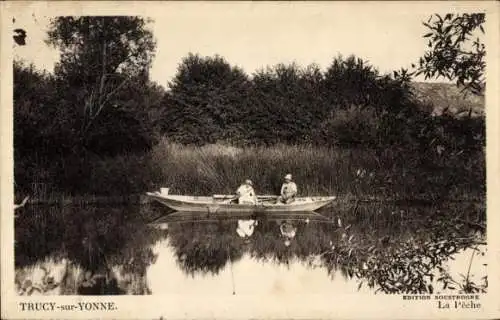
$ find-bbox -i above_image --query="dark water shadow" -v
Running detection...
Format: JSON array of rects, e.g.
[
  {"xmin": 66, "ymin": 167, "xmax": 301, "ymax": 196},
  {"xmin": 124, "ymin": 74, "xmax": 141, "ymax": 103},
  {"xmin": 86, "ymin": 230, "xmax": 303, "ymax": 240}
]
[{"xmin": 14, "ymin": 201, "xmax": 486, "ymax": 295}]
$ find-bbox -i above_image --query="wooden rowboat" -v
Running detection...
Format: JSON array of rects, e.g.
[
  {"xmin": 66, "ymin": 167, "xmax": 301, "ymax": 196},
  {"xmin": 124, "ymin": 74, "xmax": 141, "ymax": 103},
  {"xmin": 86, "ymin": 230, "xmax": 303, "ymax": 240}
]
[{"xmin": 145, "ymin": 191, "xmax": 336, "ymax": 214}]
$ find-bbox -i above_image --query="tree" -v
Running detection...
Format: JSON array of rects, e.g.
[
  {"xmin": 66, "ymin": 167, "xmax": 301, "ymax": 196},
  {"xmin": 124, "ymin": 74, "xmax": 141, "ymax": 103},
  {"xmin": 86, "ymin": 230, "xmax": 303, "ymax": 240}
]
[
  {"xmin": 47, "ymin": 16, "xmax": 156, "ymax": 82},
  {"xmin": 44, "ymin": 16, "xmax": 157, "ymax": 155},
  {"xmin": 13, "ymin": 61, "xmax": 71, "ymax": 192},
  {"xmin": 323, "ymin": 55, "xmax": 379, "ymax": 109},
  {"xmin": 45, "ymin": 17, "xmax": 157, "ymax": 148},
  {"xmin": 161, "ymin": 53, "xmax": 251, "ymax": 144},
  {"xmin": 416, "ymin": 13, "xmax": 485, "ymax": 95},
  {"xmin": 249, "ymin": 63, "xmax": 326, "ymax": 144}
]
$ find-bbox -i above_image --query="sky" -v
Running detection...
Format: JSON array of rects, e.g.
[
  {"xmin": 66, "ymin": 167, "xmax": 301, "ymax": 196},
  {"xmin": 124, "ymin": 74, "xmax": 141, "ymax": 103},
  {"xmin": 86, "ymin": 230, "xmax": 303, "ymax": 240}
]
[{"xmin": 10, "ymin": 2, "xmax": 485, "ymax": 88}]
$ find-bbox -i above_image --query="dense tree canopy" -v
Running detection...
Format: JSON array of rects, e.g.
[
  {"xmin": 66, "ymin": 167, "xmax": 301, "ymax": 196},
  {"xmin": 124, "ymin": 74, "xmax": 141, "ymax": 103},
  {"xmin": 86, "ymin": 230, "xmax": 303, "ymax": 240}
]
[
  {"xmin": 14, "ymin": 16, "xmax": 162, "ymax": 193},
  {"xmin": 13, "ymin": 15, "xmax": 485, "ymax": 195},
  {"xmin": 247, "ymin": 63, "xmax": 328, "ymax": 144},
  {"xmin": 157, "ymin": 53, "xmax": 445, "ymax": 148},
  {"xmin": 44, "ymin": 16, "xmax": 158, "ymax": 154},
  {"xmin": 161, "ymin": 53, "xmax": 252, "ymax": 144},
  {"xmin": 47, "ymin": 16, "xmax": 156, "ymax": 83}
]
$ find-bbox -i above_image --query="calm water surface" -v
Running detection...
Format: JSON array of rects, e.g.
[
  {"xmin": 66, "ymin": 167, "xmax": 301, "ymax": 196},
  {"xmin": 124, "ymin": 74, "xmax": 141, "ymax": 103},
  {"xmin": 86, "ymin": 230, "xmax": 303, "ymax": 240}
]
[{"xmin": 14, "ymin": 201, "xmax": 486, "ymax": 295}]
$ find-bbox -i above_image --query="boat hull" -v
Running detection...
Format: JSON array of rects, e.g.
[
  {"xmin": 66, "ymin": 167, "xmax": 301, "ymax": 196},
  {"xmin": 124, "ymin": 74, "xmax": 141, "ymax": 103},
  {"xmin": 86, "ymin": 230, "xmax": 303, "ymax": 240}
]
[{"xmin": 145, "ymin": 193, "xmax": 336, "ymax": 214}]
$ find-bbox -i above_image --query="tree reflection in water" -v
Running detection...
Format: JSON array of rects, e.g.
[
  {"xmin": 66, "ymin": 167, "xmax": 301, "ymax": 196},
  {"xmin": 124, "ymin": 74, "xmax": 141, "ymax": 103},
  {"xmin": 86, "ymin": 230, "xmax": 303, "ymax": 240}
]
[
  {"xmin": 167, "ymin": 220, "xmax": 245, "ymax": 276},
  {"xmin": 163, "ymin": 202, "xmax": 486, "ymax": 294},
  {"xmin": 15, "ymin": 204, "xmax": 166, "ymax": 295},
  {"xmin": 14, "ymin": 201, "xmax": 486, "ymax": 295}
]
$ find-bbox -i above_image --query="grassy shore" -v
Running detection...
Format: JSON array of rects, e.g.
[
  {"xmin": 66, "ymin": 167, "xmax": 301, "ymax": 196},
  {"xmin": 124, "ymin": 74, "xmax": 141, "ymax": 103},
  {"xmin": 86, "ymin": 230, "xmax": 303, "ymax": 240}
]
[{"xmin": 18, "ymin": 139, "xmax": 484, "ymax": 202}]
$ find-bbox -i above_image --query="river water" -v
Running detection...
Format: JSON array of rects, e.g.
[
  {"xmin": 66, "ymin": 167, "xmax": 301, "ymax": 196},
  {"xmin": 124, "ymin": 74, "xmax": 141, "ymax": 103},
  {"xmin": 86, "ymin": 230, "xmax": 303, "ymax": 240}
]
[{"xmin": 14, "ymin": 201, "xmax": 486, "ymax": 295}]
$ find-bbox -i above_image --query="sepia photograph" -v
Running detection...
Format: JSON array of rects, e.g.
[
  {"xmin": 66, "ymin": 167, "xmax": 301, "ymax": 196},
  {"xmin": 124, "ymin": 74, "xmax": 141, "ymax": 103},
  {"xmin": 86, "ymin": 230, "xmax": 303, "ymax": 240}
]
[{"xmin": 1, "ymin": 1, "xmax": 499, "ymax": 319}]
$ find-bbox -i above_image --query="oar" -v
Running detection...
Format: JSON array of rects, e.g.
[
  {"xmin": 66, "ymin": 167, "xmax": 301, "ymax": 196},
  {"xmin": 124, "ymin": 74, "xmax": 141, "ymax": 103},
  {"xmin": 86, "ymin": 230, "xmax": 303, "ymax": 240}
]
[
  {"xmin": 213, "ymin": 195, "xmax": 235, "ymax": 199},
  {"xmin": 228, "ymin": 249, "xmax": 236, "ymax": 295},
  {"xmin": 223, "ymin": 197, "xmax": 237, "ymax": 204},
  {"xmin": 215, "ymin": 195, "xmax": 274, "ymax": 204},
  {"xmin": 212, "ymin": 194, "xmax": 236, "ymax": 204},
  {"xmin": 257, "ymin": 195, "xmax": 279, "ymax": 200},
  {"xmin": 213, "ymin": 194, "xmax": 278, "ymax": 200},
  {"xmin": 213, "ymin": 194, "xmax": 279, "ymax": 205}
]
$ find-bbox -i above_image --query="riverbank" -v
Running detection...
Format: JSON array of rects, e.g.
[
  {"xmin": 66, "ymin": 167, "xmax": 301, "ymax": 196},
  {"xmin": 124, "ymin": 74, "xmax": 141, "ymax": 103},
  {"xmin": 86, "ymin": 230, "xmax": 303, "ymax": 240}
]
[
  {"xmin": 15, "ymin": 140, "xmax": 485, "ymax": 203},
  {"xmin": 18, "ymin": 195, "xmax": 486, "ymax": 207}
]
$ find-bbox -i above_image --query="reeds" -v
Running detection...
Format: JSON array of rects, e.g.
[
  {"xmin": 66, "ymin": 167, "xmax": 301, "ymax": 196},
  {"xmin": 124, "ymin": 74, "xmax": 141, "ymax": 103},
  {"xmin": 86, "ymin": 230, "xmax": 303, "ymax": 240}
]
[
  {"xmin": 136, "ymin": 139, "xmax": 484, "ymax": 200},
  {"xmin": 18, "ymin": 139, "xmax": 485, "ymax": 201}
]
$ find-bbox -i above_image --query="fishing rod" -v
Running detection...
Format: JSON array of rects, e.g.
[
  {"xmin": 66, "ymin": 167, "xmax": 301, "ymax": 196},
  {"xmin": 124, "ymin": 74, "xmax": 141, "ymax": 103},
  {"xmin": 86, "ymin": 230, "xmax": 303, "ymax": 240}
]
[{"xmin": 228, "ymin": 249, "xmax": 236, "ymax": 295}]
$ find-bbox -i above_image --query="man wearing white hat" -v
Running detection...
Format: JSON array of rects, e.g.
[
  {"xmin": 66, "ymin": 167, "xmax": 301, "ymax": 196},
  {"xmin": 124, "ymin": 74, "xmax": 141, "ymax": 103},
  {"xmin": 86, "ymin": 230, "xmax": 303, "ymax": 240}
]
[{"xmin": 277, "ymin": 173, "xmax": 297, "ymax": 204}]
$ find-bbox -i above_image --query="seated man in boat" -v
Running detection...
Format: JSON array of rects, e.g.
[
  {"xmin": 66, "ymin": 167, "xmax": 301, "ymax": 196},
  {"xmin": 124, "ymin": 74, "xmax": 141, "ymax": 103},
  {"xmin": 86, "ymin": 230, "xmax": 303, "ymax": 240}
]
[
  {"xmin": 234, "ymin": 179, "xmax": 258, "ymax": 204},
  {"xmin": 276, "ymin": 174, "xmax": 297, "ymax": 204}
]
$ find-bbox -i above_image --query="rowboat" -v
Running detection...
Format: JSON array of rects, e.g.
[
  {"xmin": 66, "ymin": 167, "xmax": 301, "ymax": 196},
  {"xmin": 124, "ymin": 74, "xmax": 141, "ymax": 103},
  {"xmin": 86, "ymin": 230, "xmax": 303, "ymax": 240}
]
[{"xmin": 145, "ymin": 190, "xmax": 336, "ymax": 214}]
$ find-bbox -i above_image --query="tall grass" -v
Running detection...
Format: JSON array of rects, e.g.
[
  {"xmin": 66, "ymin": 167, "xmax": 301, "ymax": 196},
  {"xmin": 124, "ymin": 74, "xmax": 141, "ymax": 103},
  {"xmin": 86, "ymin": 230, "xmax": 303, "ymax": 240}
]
[
  {"xmin": 19, "ymin": 138, "xmax": 484, "ymax": 201},
  {"xmin": 78, "ymin": 138, "xmax": 483, "ymax": 200}
]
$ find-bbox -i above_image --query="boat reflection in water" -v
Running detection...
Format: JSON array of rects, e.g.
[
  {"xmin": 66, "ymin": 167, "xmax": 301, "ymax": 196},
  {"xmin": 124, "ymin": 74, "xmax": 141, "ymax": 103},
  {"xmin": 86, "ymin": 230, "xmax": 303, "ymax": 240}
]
[{"xmin": 14, "ymin": 202, "xmax": 486, "ymax": 295}]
